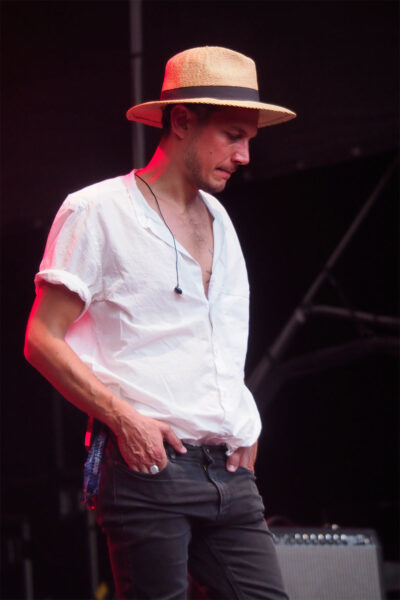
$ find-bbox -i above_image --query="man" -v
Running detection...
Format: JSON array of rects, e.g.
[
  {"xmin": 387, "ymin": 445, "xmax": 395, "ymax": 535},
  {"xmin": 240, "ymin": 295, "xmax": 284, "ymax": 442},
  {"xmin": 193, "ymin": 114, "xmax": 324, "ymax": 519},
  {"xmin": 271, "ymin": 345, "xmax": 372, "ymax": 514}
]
[{"xmin": 25, "ymin": 46, "xmax": 296, "ymax": 599}]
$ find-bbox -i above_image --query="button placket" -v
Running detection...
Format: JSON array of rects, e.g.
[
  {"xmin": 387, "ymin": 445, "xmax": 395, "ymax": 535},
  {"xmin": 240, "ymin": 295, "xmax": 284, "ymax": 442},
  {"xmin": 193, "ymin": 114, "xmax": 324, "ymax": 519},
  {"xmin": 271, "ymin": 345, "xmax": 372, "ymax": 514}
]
[{"xmin": 202, "ymin": 447, "xmax": 214, "ymax": 473}]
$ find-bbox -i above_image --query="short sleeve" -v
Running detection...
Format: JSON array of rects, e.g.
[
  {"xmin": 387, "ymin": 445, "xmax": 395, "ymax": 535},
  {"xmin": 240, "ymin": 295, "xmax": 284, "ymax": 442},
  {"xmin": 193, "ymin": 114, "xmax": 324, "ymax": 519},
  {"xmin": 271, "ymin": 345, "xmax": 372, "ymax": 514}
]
[{"xmin": 35, "ymin": 194, "xmax": 104, "ymax": 319}]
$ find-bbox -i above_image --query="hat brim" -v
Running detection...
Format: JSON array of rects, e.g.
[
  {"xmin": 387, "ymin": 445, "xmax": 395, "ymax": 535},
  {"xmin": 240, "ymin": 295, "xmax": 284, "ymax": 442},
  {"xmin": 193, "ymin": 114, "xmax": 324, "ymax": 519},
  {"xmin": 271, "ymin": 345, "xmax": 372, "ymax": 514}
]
[{"xmin": 126, "ymin": 98, "xmax": 296, "ymax": 128}]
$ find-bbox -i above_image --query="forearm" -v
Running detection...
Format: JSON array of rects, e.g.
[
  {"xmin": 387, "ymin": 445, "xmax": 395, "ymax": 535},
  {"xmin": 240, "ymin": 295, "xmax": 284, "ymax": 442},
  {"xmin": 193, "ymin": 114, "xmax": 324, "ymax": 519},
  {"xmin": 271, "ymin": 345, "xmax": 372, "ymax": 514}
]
[
  {"xmin": 24, "ymin": 282, "xmax": 185, "ymax": 472},
  {"xmin": 24, "ymin": 320, "xmax": 186, "ymax": 470},
  {"xmin": 24, "ymin": 325, "xmax": 133, "ymax": 434}
]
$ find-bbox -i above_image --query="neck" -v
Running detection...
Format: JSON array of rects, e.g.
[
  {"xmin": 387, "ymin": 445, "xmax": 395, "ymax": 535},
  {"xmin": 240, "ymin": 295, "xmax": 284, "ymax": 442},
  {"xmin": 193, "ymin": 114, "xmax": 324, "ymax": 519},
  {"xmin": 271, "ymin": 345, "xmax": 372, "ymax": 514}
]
[{"xmin": 136, "ymin": 139, "xmax": 198, "ymax": 209}]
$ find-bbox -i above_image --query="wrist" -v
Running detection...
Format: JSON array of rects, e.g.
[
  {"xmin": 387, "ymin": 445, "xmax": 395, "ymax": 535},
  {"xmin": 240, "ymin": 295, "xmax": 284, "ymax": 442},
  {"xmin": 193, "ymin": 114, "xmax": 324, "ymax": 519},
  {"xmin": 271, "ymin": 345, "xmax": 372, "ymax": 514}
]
[{"xmin": 104, "ymin": 394, "xmax": 139, "ymax": 436}]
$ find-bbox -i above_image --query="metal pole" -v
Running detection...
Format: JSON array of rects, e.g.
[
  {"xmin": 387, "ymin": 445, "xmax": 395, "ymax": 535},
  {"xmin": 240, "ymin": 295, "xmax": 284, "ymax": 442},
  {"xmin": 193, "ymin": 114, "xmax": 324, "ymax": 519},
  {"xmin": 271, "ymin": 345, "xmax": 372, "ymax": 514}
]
[
  {"xmin": 129, "ymin": 0, "xmax": 145, "ymax": 166},
  {"xmin": 247, "ymin": 153, "xmax": 399, "ymax": 393},
  {"xmin": 307, "ymin": 305, "xmax": 400, "ymax": 329}
]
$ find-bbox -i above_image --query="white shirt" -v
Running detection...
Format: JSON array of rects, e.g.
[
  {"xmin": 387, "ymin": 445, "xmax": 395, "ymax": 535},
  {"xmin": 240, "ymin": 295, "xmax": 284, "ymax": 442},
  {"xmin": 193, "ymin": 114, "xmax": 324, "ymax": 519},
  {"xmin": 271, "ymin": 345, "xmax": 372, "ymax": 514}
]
[{"xmin": 35, "ymin": 172, "xmax": 261, "ymax": 451}]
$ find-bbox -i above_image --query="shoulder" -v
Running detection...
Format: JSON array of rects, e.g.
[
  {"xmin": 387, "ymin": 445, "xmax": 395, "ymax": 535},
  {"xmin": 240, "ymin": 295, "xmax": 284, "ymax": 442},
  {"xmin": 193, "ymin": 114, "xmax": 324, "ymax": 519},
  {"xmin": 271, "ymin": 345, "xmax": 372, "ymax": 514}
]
[{"xmin": 64, "ymin": 175, "xmax": 126, "ymax": 213}]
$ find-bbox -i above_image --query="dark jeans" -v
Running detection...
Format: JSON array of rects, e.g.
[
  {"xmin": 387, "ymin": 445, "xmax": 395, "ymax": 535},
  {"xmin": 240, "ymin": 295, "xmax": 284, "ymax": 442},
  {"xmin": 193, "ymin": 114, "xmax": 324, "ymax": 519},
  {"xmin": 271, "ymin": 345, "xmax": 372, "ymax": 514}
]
[{"xmin": 96, "ymin": 435, "xmax": 288, "ymax": 600}]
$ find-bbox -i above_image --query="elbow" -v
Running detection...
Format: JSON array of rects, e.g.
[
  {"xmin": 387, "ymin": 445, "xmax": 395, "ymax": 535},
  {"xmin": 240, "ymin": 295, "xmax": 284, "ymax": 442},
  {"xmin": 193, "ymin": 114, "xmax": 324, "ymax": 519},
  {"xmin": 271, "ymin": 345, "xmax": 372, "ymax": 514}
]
[
  {"xmin": 24, "ymin": 320, "xmax": 43, "ymax": 367},
  {"xmin": 24, "ymin": 328, "xmax": 37, "ymax": 366}
]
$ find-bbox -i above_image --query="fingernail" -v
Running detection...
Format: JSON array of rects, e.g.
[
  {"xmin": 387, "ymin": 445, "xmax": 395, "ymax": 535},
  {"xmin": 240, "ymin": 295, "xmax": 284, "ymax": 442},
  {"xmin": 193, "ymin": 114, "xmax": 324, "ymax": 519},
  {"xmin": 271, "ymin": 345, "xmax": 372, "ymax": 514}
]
[
  {"xmin": 227, "ymin": 464, "xmax": 236, "ymax": 472},
  {"xmin": 180, "ymin": 445, "xmax": 187, "ymax": 453}
]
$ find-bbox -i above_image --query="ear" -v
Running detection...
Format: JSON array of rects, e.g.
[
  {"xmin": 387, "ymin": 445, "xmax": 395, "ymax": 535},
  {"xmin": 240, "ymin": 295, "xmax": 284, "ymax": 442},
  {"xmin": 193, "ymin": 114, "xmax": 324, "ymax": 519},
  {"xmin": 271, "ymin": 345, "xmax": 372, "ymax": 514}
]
[{"xmin": 170, "ymin": 105, "xmax": 194, "ymax": 140}]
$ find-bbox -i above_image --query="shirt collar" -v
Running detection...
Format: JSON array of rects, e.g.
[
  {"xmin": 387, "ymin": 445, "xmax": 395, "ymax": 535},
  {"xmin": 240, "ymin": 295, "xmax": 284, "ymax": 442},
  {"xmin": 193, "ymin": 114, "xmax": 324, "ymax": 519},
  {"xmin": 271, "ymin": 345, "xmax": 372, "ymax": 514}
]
[{"xmin": 123, "ymin": 171, "xmax": 225, "ymax": 268}]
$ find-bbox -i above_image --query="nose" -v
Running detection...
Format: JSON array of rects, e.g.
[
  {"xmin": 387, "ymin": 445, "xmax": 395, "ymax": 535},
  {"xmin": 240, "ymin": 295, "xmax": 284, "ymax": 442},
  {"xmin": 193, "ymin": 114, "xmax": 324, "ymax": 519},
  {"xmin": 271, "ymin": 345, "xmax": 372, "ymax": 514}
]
[{"xmin": 232, "ymin": 140, "xmax": 250, "ymax": 165}]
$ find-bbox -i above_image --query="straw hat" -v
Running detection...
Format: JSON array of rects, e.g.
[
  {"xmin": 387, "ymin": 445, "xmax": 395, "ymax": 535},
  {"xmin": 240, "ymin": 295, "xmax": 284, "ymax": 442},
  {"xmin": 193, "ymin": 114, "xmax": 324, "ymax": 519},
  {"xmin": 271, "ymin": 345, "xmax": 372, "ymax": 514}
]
[{"xmin": 126, "ymin": 46, "xmax": 296, "ymax": 128}]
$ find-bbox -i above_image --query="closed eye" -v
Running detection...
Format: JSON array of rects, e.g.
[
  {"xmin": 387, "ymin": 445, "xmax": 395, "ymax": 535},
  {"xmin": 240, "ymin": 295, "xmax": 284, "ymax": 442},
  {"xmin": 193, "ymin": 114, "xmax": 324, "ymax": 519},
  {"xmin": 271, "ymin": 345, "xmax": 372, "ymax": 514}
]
[{"xmin": 226, "ymin": 132, "xmax": 241, "ymax": 142}]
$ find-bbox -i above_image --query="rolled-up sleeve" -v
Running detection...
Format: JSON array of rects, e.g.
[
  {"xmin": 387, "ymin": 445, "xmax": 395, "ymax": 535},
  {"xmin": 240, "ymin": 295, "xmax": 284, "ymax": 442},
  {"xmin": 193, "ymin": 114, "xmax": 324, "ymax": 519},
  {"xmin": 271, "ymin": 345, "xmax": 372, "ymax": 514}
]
[{"xmin": 35, "ymin": 195, "xmax": 104, "ymax": 320}]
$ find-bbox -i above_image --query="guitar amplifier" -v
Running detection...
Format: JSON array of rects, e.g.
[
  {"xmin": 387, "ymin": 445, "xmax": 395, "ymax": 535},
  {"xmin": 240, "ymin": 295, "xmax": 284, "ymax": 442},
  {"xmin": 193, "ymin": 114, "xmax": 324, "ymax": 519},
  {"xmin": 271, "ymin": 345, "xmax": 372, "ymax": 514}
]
[{"xmin": 271, "ymin": 527, "xmax": 385, "ymax": 600}]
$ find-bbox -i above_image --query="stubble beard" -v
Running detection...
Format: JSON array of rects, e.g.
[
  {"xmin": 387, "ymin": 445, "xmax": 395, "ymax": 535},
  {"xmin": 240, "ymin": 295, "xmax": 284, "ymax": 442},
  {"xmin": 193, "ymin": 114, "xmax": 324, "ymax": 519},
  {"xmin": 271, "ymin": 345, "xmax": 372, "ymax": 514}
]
[{"xmin": 183, "ymin": 143, "xmax": 225, "ymax": 195}]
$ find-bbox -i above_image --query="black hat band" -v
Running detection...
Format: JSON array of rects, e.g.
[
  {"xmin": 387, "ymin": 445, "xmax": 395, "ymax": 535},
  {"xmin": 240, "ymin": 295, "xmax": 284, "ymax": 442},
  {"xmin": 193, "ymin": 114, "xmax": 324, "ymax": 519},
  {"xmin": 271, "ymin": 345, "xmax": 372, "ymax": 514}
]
[{"xmin": 160, "ymin": 85, "xmax": 260, "ymax": 102}]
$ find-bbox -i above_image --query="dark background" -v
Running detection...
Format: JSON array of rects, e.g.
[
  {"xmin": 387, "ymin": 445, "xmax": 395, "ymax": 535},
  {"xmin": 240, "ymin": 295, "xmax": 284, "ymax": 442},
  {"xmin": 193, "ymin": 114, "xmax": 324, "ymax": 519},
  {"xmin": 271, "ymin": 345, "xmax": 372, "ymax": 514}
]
[{"xmin": 1, "ymin": 1, "xmax": 399, "ymax": 598}]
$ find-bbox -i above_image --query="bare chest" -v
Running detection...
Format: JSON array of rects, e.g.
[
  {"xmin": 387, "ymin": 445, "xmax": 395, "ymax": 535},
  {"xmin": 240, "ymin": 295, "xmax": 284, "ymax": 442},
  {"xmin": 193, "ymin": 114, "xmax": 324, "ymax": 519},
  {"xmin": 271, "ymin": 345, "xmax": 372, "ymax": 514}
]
[{"xmin": 162, "ymin": 205, "xmax": 214, "ymax": 297}]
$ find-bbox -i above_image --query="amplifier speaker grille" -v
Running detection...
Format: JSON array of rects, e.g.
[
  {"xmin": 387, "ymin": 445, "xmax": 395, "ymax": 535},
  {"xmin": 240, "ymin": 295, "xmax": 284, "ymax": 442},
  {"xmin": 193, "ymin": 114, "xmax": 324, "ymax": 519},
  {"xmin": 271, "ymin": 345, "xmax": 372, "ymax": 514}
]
[{"xmin": 271, "ymin": 527, "xmax": 384, "ymax": 600}]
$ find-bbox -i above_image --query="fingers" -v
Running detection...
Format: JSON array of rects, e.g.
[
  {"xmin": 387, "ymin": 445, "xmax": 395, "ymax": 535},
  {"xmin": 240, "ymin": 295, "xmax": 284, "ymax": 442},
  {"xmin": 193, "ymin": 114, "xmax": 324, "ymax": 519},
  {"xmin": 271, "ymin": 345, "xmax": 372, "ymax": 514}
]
[
  {"xmin": 148, "ymin": 443, "xmax": 169, "ymax": 470},
  {"xmin": 226, "ymin": 445, "xmax": 255, "ymax": 473},
  {"xmin": 117, "ymin": 429, "xmax": 167, "ymax": 473},
  {"xmin": 226, "ymin": 449, "xmax": 241, "ymax": 472},
  {"xmin": 116, "ymin": 415, "xmax": 186, "ymax": 473},
  {"xmin": 162, "ymin": 424, "xmax": 187, "ymax": 454},
  {"xmin": 120, "ymin": 444, "xmax": 167, "ymax": 473}
]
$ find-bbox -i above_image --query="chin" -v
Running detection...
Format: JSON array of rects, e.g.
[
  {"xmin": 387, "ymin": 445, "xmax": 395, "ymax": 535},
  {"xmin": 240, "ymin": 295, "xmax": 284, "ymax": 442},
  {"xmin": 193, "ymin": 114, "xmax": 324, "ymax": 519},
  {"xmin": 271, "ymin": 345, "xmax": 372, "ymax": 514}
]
[{"xmin": 201, "ymin": 179, "xmax": 227, "ymax": 194}]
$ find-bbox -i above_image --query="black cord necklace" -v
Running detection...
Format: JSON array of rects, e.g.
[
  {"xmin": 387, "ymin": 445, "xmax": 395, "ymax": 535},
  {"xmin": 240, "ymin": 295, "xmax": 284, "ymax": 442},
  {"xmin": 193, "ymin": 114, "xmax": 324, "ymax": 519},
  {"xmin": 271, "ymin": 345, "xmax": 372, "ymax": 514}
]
[{"xmin": 135, "ymin": 172, "xmax": 183, "ymax": 295}]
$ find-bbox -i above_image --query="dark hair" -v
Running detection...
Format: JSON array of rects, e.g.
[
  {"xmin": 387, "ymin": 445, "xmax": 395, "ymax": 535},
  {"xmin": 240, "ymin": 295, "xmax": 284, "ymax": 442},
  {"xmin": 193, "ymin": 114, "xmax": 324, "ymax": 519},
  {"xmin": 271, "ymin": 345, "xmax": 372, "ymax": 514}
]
[{"xmin": 161, "ymin": 103, "xmax": 221, "ymax": 137}]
